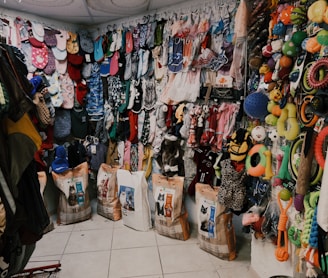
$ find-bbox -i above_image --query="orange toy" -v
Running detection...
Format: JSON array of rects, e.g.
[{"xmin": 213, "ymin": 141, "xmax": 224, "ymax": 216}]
[{"xmin": 275, "ymin": 191, "xmax": 293, "ymax": 262}]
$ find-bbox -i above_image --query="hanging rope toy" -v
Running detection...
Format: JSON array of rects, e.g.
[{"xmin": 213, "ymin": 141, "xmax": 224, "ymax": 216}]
[{"xmin": 275, "ymin": 190, "xmax": 293, "ymax": 262}]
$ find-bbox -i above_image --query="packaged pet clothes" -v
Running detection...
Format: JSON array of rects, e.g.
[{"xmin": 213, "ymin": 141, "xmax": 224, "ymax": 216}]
[
  {"xmin": 97, "ymin": 163, "xmax": 121, "ymax": 221},
  {"xmin": 52, "ymin": 162, "xmax": 91, "ymax": 225},
  {"xmin": 117, "ymin": 169, "xmax": 151, "ymax": 231},
  {"xmin": 195, "ymin": 183, "xmax": 236, "ymax": 261},
  {"xmin": 152, "ymin": 173, "xmax": 190, "ymax": 241}
]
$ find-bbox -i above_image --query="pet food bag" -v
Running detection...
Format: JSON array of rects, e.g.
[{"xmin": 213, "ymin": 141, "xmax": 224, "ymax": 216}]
[
  {"xmin": 117, "ymin": 169, "xmax": 151, "ymax": 231},
  {"xmin": 97, "ymin": 163, "xmax": 121, "ymax": 221},
  {"xmin": 52, "ymin": 162, "xmax": 91, "ymax": 225},
  {"xmin": 152, "ymin": 173, "xmax": 190, "ymax": 241},
  {"xmin": 195, "ymin": 183, "xmax": 236, "ymax": 260}
]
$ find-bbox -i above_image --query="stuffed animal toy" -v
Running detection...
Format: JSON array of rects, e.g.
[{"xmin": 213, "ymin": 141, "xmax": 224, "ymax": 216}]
[
  {"xmin": 251, "ymin": 126, "xmax": 266, "ymax": 143},
  {"xmin": 227, "ymin": 128, "xmax": 253, "ymax": 162}
]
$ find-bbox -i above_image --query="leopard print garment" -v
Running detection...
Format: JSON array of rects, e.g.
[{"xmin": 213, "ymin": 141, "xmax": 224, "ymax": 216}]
[{"xmin": 218, "ymin": 158, "xmax": 247, "ymax": 211}]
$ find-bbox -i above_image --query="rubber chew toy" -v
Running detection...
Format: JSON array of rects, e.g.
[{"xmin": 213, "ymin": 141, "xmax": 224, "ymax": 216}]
[
  {"xmin": 273, "ymin": 153, "xmax": 283, "ymax": 186},
  {"xmin": 277, "ymin": 102, "xmax": 300, "ymax": 141},
  {"xmin": 245, "ymin": 144, "xmax": 267, "ymax": 177},
  {"xmin": 263, "ymin": 149, "xmax": 274, "ymax": 180},
  {"xmin": 295, "ymin": 132, "xmax": 317, "ymax": 212},
  {"xmin": 275, "ymin": 191, "xmax": 293, "ymax": 262},
  {"xmin": 300, "ymin": 95, "xmax": 319, "ymax": 127},
  {"xmin": 277, "ymin": 145, "xmax": 292, "ymax": 181},
  {"xmin": 314, "ymin": 125, "xmax": 328, "ymax": 169}
]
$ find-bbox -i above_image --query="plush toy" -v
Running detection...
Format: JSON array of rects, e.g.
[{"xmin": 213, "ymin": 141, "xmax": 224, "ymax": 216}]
[
  {"xmin": 251, "ymin": 126, "xmax": 266, "ymax": 143},
  {"xmin": 227, "ymin": 128, "xmax": 252, "ymax": 162},
  {"xmin": 268, "ymin": 128, "xmax": 281, "ymax": 156},
  {"xmin": 269, "ymin": 87, "xmax": 283, "ymax": 102},
  {"xmin": 269, "ymin": 10, "xmax": 279, "ymax": 39},
  {"xmin": 308, "ymin": 0, "xmax": 327, "ymax": 23}
]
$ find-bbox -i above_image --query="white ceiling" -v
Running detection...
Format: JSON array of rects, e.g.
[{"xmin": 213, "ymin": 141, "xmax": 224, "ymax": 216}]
[{"xmin": 0, "ymin": 0, "xmax": 193, "ymax": 27}]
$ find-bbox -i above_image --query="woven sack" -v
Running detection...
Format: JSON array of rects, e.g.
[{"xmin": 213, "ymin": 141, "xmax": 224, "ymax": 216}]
[
  {"xmin": 152, "ymin": 173, "xmax": 190, "ymax": 240},
  {"xmin": 195, "ymin": 183, "xmax": 236, "ymax": 260},
  {"xmin": 97, "ymin": 163, "xmax": 121, "ymax": 221},
  {"xmin": 52, "ymin": 162, "xmax": 91, "ymax": 225}
]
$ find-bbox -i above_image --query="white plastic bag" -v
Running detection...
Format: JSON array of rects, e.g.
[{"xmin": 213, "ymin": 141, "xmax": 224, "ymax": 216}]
[{"xmin": 117, "ymin": 169, "xmax": 151, "ymax": 231}]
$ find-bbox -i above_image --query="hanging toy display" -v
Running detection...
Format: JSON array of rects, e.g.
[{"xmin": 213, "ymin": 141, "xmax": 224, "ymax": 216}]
[
  {"xmin": 275, "ymin": 190, "xmax": 293, "ymax": 262},
  {"xmin": 292, "ymin": 132, "xmax": 323, "ymax": 212}
]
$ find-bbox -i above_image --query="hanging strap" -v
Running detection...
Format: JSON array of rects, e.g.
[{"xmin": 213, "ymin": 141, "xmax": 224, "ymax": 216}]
[
  {"xmin": 0, "ymin": 167, "xmax": 16, "ymax": 215},
  {"xmin": 204, "ymin": 85, "xmax": 212, "ymax": 105}
]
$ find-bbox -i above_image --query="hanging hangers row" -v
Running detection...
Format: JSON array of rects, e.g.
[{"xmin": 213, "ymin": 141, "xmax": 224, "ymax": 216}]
[
  {"xmin": 98, "ymin": 0, "xmax": 240, "ymax": 35},
  {"xmin": 0, "ymin": 8, "xmax": 76, "ymax": 33}
]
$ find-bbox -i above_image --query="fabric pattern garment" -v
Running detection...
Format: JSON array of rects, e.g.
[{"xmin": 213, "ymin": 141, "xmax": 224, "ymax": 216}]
[
  {"xmin": 168, "ymin": 37, "xmax": 183, "ymax": 73},
  {"xmin": 218, "ymin": 158, "xmax": 247, "ymax": 211},
  {"xmin": 107, "ymin": 75, "xmax": 123, "ymax": 115},
  {"xmin": 142, "ymin": 76, "xmax": 156, "ymax": 110},
  {"xmin": 86, "ymin": 62, "xmax": 104, "ymax": 121}
]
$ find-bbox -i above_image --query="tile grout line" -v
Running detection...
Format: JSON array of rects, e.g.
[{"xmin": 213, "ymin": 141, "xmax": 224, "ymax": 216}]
[
  {"xmin": 154, "ymin": 229, "xmax": 165, "ymax": 277},
  {"xmin": 60, "ymin": 223, "xmax": 75, "ymax": 261},
  {"xmin": 107, "ymin": 218, "xmax": 116, "ymax": 278}
]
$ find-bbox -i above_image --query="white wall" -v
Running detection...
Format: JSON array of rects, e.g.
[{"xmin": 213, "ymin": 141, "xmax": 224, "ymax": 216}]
[{"xmin": 0, "ymin": 3, "xmax": 298, "ymax": 278}]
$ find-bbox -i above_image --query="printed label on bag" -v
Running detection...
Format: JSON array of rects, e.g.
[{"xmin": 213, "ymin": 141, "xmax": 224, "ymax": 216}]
[
  {"xmin": 154, "ymin": 187, "xmax": 175, "ymax": 220},
  {"xmin": 198, "ymin": 197, "xmax": 217, "ymax": 238},
  {"xmin": 66, "ymin": 176, "xmax": 85, "ymax": 207},
  {"xmin": 118, "ymin": 185, "xmax": 135, "ymax": 214}
]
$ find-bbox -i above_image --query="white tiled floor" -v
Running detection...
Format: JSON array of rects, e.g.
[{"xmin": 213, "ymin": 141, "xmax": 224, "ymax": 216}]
[{"xmin": 25, "ymin": 201, "xmax": 259, "ymax": 278}]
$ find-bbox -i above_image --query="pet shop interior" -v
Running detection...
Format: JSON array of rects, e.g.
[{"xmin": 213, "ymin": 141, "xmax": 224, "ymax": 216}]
[{"xmin": 2, "ymin": 0, "xmax": 328, "ymax": 277}]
